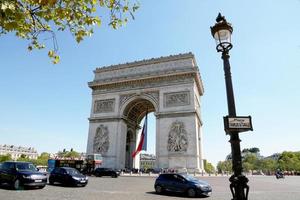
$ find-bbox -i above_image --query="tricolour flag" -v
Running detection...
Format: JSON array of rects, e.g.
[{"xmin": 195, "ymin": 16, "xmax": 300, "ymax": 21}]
[{"xmin": 132, "ymin": 113, "xmax": 148, "ymax": 158}]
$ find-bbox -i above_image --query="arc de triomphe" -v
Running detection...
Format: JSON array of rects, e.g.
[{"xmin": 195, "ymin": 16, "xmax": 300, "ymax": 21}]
[{"xmin": 86, "ymin": 52, "xmax": 205, "ymax": 172}]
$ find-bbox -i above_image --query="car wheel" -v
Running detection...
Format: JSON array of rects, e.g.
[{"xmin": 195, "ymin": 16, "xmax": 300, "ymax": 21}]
[
  {"xmin": 13, "ymin": 179, "xmax": 21, "ymax": 190},
  {"xmin": 187, "ymin": 188, "xmax": 196, "ymax": 197},
  {"xmin": 155, "ymin": 185, "xmax": 163, "ymax": 194},
  {"xmin": 112, "ymin": 173, "xmax": 118, "ymax": 178}
]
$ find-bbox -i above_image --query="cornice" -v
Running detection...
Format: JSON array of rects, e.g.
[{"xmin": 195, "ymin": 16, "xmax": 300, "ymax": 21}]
[
  {"xmin": 89, "ymin": 52, "xmax": 204, "ymax": 96},
  {"xmin": 89, "ymin": 71, "xmax": 203, "ymax": 96},
  {"xmin": 156, "ymin": 110, "xmax": 203, "ymax": 126},
  {"xmin": 88, "ymin": 116, "xmax": 141, "ymax": 128},
  {"xmin": 94, "ymin": 52, "xmax": 195, "ymax": 73}
]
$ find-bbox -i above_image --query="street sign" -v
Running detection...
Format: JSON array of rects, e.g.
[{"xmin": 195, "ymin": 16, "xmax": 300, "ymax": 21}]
[{"xmin": 223, "ymin": 116, "xmax": 253, "ymax": 134}]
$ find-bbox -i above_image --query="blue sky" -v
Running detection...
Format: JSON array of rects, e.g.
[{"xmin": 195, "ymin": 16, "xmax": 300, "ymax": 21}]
[{"xmin": 1, "ymin": 0, "xmax": 300, "ymax": 166}]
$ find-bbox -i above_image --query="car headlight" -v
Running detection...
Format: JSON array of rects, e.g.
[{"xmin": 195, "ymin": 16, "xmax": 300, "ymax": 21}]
[
  {"xmin": 85, "ymin": 176, "xmax": 89, "ymax": 180},
  {"xmin": 72, "ymin": 177, "xmax": 81, "ymax": 181},
  {"xmin": 22, "ymin": 175, "xmax": 32, "ymax": 179},
  {"xmin": 195, "ymin": 183, "xmax": 208, "ymax": 189}
]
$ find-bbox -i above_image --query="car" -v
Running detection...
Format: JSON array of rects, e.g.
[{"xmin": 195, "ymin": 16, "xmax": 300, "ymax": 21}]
[
  {"xmin": 49, "ymin": 167, "xmax": 88, "ymax": 187},
  {"xmin": 0, "ymin": 161, "xmax": 47, "ymax": 190},
  {"xmin": 94, "ymin": 168, "xmax": 120, "ymax": 178},
  {"xmin": 154, "ymin": 173, "xmax": 212, "ymax": 197}
]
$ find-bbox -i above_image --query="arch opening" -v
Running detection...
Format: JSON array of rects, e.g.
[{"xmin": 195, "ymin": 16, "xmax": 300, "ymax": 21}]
[{"xmin": 123, "ymin": 98, "xmax": 156, "ymax": 170}]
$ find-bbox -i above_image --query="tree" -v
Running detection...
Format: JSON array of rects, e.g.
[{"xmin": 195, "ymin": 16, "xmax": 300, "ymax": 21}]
[
  {"xmin": 65, "ymin": 150, "xmax": 80, "ymax": 158},
  {"xmin": 217, "ymin": 160, "xmax": 232, "ymax": 174},
  {"xmin": 0, "ymin": 154, "xmax": 12, "ymax": 162},
  {"xmin": 243, "ymin": 153, "xmax": 259, "ymax": 172},
  {"xmin": 278, "ymin": 151, "xmax": 300, "ymax": 171},
  {"xmin": 34, "ymin": 152, "xmax": 50, "ymax": 166},
  {"xmin": 0, "ymin": 0, "xmax": 139, "ymax": 63},
  {"xmin": 57, "ymin": 149, "xmax": 80, "ymax": 158},
  {"xmin": 242, "ymin": 147, "xmax": 260, "ymax": 154},
  {"xmin": 203, "ymin": 159, "xmax": 215, "ymax": 174},
  {"xmin": 17, "ymin": 154, "xmax": 32, "ymax": 162},
  {"xmin": 260, "ymin": 158, "xmax": 276, "ymax": 175}
]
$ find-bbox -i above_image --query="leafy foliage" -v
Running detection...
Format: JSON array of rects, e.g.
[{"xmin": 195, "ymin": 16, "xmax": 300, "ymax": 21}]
[
  {"xmin": 242, "ymin": 147, "xmax": 260, "ymax": 154},
  {"xmin": 34, "ymin": 152, "xmax": 50, "ymax": 165},
  {"xmin": 0, "ymin": 0, "xmax": 139, "ymax": 63},
  {"xmin": 278, "ymin": 151, "xmax": 300, "ymax": 172},
  {"xmin": 219, "ymin": 148, "xmax": 300, "ymax": 175},
  {"xmin": 217, "ymin": 160, "xmax": 232, "ymax": 174},
  {"xmin": 0, "ymin": 154, "xmax": 12, "ymax": 162},
  {"xmin": 203, "ymin": 159, "xmax": 215, "ymax": 174},
  {"xmin": 242, "ymin": 153, "xmax": 259, "ymax": 172},
  {"xmin": 57, "ymin": 148, "xmax": 80, "ymax": 158}
]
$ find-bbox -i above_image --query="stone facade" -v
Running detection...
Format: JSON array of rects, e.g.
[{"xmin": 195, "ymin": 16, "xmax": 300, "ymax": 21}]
[
  {"xmin": 87, "ymin": 52, "xmax": 204, "ymax": 172},
  {"xmin": 0, "ymin": 144, "xmax": 38, "ymax": 160},
  {"xmin": 140, "ymin": 154, "xmax": 156, "ymax": 171}
]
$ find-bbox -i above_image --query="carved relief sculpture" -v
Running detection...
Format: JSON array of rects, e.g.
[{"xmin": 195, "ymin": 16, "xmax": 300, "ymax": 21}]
[
  {"xmin": 94, "ymin": 99, "xmax": 115, "ymax": 113},
  {"xmin": 167, "ymin": 121, "xmax": 188, "ymax": 152},
  {"xmin": 93, "ymin": 125, "xmax": 110, "ymax": 154},
  {"xmin": 164, "ymin": 91, "xmax": 190, "ymax": 107}
]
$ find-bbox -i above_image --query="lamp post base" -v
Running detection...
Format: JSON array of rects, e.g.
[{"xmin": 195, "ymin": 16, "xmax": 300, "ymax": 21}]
[{"xmin": 229, "ymin": 174, "xmax": 249, "ymax": 200}]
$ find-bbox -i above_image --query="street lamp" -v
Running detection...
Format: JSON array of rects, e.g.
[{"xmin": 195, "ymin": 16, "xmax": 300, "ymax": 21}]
[{"xmin": 211, "ymin": 13, "xmax": 250, "ymax": 200}]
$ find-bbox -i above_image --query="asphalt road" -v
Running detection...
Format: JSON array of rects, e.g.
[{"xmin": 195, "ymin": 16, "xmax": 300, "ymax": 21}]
[{"xmin": 0, "ymin": 175, "xmax": 299, "ymax": 200}]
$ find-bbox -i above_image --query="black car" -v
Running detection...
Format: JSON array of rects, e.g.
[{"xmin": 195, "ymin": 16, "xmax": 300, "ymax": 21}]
[
  {"xmin": 0, "ymin": 161, "xmax": 47, "ymax": 190},
  {"xmin": 49, "ymin": 167, "xmax": 88, "ymax": 187},
  {"xmin": 94, "ymin": 168, "xmax": 120, "ymax": 178},
  {"xmin": 154, "ymin": 173, "xmax": 212, "ymax": 197}
]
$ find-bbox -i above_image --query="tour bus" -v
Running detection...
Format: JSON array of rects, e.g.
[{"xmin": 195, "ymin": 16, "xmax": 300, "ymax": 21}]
[
  {"xmin": 84, "ymin": 154, "xmax": 102, "ymax": 174},
  {"xmin": 47, "ymin": 154, "xmax": 102, "ymax": 174}
]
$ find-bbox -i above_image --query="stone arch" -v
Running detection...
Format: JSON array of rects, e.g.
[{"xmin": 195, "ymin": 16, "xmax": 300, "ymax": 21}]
[
  {"xmin": 120, "ymin": 92, "xmax": 159, "ymax": 118},
  {"xmin": 121, "ymin": 97, "xmax": 156, "ymax": 169},
  {"xmin": 86, "ymin": 53, "xmax": 205, "ymax": 172},
  {"xmin": 122, "ymin": 97, "xmax": 156, "ymax": 121}
]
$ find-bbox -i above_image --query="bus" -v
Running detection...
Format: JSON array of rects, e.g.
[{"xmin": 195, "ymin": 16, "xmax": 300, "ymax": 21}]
[{"xmin": 47, "ymin": 154, "xmax": 102, "ymax": 174}]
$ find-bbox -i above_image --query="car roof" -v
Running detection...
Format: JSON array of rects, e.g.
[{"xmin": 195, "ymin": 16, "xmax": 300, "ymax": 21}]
[
  {"xmin": 159, "ymin": 172, "xmax": 187, "ymax": 176},
  {"xmin": 96, "ymin": 167, "xmax": 111, "ymax": 169},
  {"xmin": 3, "ymin": 161, "xmax": 32, "ymax": 164}
]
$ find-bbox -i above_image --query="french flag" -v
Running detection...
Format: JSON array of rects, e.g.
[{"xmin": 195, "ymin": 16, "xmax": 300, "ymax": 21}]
[{"xmin": 132, "ymin": 113, "xmax": 148, "ymax": 158}]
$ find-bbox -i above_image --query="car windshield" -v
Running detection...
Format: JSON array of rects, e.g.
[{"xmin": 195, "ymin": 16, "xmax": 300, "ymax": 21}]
[
  {"xmin": 16, "ymin": 163, "xmax": 38, "ymax": 172},
  {"xmin": 65, "ymin": 168, "xmax": 80, "ymax": 175},
  {"xmin": 181, "ymin": 174, "xmax": 198, "ymax": 181}
]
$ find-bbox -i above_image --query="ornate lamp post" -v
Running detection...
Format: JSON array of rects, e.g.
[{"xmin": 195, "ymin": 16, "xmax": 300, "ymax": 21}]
[{"xmin": 211, "ymin": 13, "xmax": 250, "ymax": 200}]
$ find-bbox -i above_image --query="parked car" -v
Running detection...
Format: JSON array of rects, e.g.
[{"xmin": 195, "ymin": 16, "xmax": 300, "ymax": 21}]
[
  {"xmin": 154, "ymin": 173, "xmax": 212, "ymax": 197},
  {"xmin": 0, "ymin": 161, "xmax": 47, "ymax": 190},
  {"xmin": 49, "ymin": 167, "xmax": 88, "ymax": 187},
  {"xmin": 94, "ymin": 168, "xmax": 120, "ymax": 178}
]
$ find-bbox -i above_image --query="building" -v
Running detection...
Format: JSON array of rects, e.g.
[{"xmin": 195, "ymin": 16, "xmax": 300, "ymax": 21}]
[
  {"xmin": 140, "ymin": 154, "xmax": 156, "ymax": 171},
  {"xmin": 0, "ymin": 144, "xmax": 38, "ymax": 160},
  {"xmin": 86, "ymin": 53, "xmax": 205, "ymax": 172}
]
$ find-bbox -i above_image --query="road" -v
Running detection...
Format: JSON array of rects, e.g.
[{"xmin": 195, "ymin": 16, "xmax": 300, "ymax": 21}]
[{"xmin": 0, "ymin": 175, "xmax": 299, "ymax": 200}]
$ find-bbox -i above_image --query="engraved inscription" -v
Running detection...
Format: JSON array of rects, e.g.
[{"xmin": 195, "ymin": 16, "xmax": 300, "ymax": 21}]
[
  {"xmin": 167, "ymin": 121, "xmax": 188, "ymax": 152},
  {"xmin": 164, "ymin": 91, "xmax": 190, "ymax": 107},
  {"xmin": 93, "ymin": 125, "xmax": 109, "ymax": 154},
  {"xmin": 94, "ymin": 99, "xmax": 115, "ymax": 113}
]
